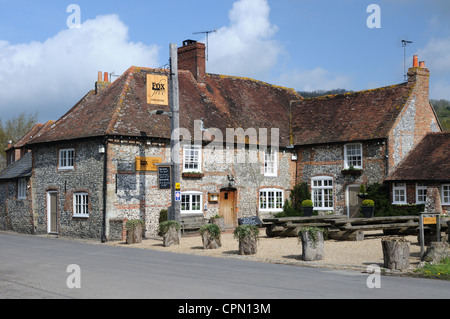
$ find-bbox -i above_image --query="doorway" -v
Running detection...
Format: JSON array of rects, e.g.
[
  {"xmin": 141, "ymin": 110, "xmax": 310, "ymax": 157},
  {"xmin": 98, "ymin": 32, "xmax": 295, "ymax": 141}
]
[
  {"xmin": 219, "ymin": 189, "xmax": 236, "ymax": 228},
  {"xmin": 47, "ymin": 191, "xmax": 58, "ymax": 234},
  {"xmin": 346, "ymin": 185, "xmax": 362, "ymax": 218}
]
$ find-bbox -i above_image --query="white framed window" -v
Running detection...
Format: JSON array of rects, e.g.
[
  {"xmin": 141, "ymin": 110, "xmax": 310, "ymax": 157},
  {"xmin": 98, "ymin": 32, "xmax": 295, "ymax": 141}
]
[
  {"xmin": 259, "ymin": 188, "xmax": 284, "ymax": 212},
  {"xmin": 73, "ymin": 193, "xmax": 89, "ymax": 217},
  {"xmin": 264, "ymin": 149, "xmax": 277, "ymax": 176},
  {"xmin": 442, "ymin": 184, "xmax": 450, "ymax": 205},
  {"xmin": 18, "ymin": 178, "xmax": 27, "ymax": 200},
  {"xmin": 59, "ymin": 148, "xmax": 75, "ymax": 170},
  {"xmin": 183, "ymin": 145, "xmax": 202, "ymax": 172},
  {"xmin": 392, "ymin": 183, "xmax": 407, "ymax": 204},
  {"xmin": 181, "ymin": 191, "xmax": 202, "ymax": 214},
  {"xmin": 311, "ymin": 176, "xmax": 334, "ymax": 210},
  {"xmin": 416, "ymin": 183, "xmax": 427, "ymax": 204},
  {"xmin": 344, "ymin": 143, "xmax": 362, "ymax": 169}
]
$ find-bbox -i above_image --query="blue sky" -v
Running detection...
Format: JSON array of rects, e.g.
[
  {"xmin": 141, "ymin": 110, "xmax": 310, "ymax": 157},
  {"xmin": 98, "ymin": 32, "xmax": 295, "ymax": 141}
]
[{"xmin": 1, "ymin": 0, "xmax": 450, "ymax": 123}]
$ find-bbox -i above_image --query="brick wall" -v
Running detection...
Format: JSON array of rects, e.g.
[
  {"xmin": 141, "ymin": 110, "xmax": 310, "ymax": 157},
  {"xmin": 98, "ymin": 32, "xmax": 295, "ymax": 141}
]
[
  {"xmin": 32, "ymin": 139, "xmax": 105, "ymax": 238},
  {"xmin": 295, "ymin": 140, "xmax": 386, "ymax": 215}
]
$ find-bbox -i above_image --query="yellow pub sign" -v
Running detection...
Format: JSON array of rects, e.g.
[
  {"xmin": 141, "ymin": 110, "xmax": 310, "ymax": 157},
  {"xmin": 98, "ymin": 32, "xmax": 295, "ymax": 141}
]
[
  {"xmin": 135, "ymin": 157, "xmax": 162, "ymax": 171},
  {"xmin": 147, "ymin": 74, "xmax": 168, "ymax": 106}
]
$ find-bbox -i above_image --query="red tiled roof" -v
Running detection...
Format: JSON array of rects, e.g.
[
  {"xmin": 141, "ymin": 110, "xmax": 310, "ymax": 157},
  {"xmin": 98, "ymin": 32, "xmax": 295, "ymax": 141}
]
[
  {"xmin": 7, "ymin": 120, "xmax": 54, "ymax": 150},
  {"xmin": 29, "ymin": 66, "xmax": 301, "ymax": 146},
  {"xmin": 291, "ymin": 82, "xmax": 415, "ymax": 146},
  {"xmin": 386, "ymin": 132, "xmax": 450, "ymax": 182}
]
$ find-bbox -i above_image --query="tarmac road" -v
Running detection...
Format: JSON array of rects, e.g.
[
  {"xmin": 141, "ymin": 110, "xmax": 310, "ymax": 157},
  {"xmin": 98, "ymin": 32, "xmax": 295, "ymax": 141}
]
[{"xmin": 1, "ymin": 232, "xmax": 449, "ymax": 300}]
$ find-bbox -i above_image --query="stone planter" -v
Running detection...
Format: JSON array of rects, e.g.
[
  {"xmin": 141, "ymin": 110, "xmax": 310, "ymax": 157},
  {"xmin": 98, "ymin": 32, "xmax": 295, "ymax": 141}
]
[
  {"xmin": 158, "ymin": 221, "xmax": 181, "ymax": 247},
  {"xmin": 210, "ymin": 217, "xmax": 226, "ymax": 232},
  {"xmin": 125, "ymin": 220, "xmax": 144, "ymax": 244},
  {"xmin": 381, "ymin": 237, "xmax": 410, "ymax": 270},
  {"xmin": 234, "ymin": 225, "xmax": 259, "ymax": 255},
  {"xmin": 201, "ymin": 230, "xmax": 222, "ymax": 249},
  {"xmin": 199, "ymin": 224, "xmax": 222, "ymax": 249},
  {"xmin": 299, "ymin": 228, "xmax": 324, "ymax": 261}
]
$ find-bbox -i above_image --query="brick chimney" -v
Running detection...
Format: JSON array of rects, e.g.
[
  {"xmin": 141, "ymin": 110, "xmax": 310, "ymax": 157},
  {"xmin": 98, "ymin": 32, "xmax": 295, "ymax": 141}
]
[
  {"xmin": 95, "ymin": 71, "xmax": 111, "ymax": 94},
  {"xmin": 407, "ymin": 54, "xmax": 429, "ymax": 99},
  {"xmin": 178, "ymin": 40, "xmax": 206, "ymax": 83}
]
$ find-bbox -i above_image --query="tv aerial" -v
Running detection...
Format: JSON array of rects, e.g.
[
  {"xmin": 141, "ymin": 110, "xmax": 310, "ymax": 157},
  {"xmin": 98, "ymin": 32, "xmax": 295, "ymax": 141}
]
[
  {"xmin": 399, "ymin": 38, "xmax": 413, "ymax": 81},
  {"xmin": 193, "ymin": 29, "xmax": 217, "ymax": 61}
]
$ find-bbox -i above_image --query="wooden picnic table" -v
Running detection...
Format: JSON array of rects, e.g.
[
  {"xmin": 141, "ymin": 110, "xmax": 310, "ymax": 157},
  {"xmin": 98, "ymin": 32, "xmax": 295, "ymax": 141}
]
[{"xmin": 263, "ymin": 215, "xmax": 447, "ymax": 241}]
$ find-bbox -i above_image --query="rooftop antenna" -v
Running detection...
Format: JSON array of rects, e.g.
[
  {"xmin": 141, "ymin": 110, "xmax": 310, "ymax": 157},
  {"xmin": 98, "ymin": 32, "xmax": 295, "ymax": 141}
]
[
  {"xmin": 401, "ymin": 39, "xmax": 413, "ymax": 81},
  {"xmin": 193, "ymin": 29, "xmax": 217, "ymax": 61}
]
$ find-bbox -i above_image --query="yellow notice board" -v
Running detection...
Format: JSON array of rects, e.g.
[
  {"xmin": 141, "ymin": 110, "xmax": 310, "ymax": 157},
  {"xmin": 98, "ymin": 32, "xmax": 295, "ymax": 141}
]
[
  {"xmin": 423, "ymin": 217, "xmax": 437, "ymax": 225},
  {"xmin": 147, "ymin": 74, "xmax": 168, "ymax": 105},
  {"xmin": 135, "ymin": 157, "xmax": 162, "ymax": 171}
]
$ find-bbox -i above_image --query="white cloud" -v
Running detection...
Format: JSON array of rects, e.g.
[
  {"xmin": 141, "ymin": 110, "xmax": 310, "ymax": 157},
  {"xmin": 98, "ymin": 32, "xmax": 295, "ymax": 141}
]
[
  {"xmin": 417, "ymin": 37, "xmax": 450, "ymax": 99},
  {"xmin": 0, "ymin": 14, "xmax": 159, "ymax": 122},
  {"xmin": 206, "ymin": 0, "xmax": 281, "ymax": 80}
]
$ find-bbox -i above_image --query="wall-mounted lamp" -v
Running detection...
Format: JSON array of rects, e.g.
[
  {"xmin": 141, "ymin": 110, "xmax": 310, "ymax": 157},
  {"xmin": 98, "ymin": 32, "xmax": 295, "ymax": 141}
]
[{"xmin": 98, "ymin": 145, "xmax": 105, "ymax": 154}]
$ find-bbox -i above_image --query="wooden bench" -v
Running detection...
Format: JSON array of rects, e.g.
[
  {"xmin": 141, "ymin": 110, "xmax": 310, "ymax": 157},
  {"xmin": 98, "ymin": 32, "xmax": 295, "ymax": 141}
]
[{"xmin": 180, "ymin": 215, "xmax": 208, "ymax": 234}]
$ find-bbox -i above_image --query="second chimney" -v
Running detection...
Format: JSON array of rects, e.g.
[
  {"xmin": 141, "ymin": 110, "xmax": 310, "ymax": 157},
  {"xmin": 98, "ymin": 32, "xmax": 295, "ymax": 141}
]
[
  {"xmin": 95, "ymin": 71, "xmax": 111, "ymax": 94},
  {"xmin": 178, "ymin": 40, "xmax": 206, "ymax": 83}
]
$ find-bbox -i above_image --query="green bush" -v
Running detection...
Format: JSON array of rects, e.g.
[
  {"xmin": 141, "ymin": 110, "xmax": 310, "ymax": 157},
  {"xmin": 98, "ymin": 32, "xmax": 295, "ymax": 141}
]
[
  {"xmin": 199, "ymin": 224, "xmax": 221, "ymax": 240},
  {"xmin": 125, "ymin": 219, "xmax": 144, "ymax": 230},
  {"xmin": 362, "ymin": 199, "xmax": 375, "ymax": 207},
  {"xmin": 302, "ymin": 199, "xmax": 313, "ymax": 207},
  {"xmin": 290, "ymin": 182, "xmax": 311, "ymax": 212},
  {"xmin": 158, "ymin": 220, "xmax": 180, "ymax": 236},
  {"xmin": 159, "ymin": 209, "xmax": 168, "ymax": 223},
  {"xmin": 233, "ymin": 225, "xmax": 259, "ymax": 241}
]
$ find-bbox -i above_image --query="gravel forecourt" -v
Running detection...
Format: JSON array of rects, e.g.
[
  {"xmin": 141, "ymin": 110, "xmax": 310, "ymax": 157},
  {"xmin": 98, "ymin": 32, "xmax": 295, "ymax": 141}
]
[{"xmin": 107, "ymin": 230, "xmax": 423, "ymax": 273}]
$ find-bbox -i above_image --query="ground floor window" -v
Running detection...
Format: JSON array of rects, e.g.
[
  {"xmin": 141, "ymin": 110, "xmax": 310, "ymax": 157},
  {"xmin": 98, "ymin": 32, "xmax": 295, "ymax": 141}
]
[
  {"xmin": 442, "ymin": 184, "xmax": 450, "ymax": 205},
  {"xmin": 311, "ymin": 176, "xmax": 334, "ymax": 210},
  {"xmin": 259, "ymin": 188, "xmax": 283, "ymax": 212},
  {"xmin": 392, "ymin": 183, "xmax": 407, "ymax": 204},
  {"xmin": 416, "ymin": 183, "xmax": 427, "ymax": 204},
  {"xmin": 73, "ymin": 193, "xmax": 89, "ymax": 217},
  {"xmin": 181, "ymin": 192, "xmax": 202, "ymax": 214}
]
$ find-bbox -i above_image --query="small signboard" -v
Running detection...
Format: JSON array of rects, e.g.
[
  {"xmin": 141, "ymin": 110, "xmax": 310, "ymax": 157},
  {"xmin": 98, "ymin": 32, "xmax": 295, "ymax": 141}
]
[
  {"xmin": 157, "ymin": 166, "xmax": 171, "ymax": 190},
  {"xmin": 238, "ymin": 216, "xmax": 263, "ymax": 227},
  {"xmin": 175, "ymin": 183, "xmax": 181, "ymax": 190},
  {"xmin": 423, "ymin": 216, "xmax": 437, "ymax": 225},
  {"xmin": 135, "ymin": 156, "xmax": 162, "ymax": 171},
  {"xmin": 175, "ymin": 191, "xmax": 181, "ymax": 202}
]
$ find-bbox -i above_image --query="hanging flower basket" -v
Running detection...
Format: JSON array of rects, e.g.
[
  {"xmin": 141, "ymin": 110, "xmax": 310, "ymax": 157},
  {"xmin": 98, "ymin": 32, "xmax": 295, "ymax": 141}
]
[{"xmin": 182, "ymin": 172, "xmax": 205, "ymax": 179}]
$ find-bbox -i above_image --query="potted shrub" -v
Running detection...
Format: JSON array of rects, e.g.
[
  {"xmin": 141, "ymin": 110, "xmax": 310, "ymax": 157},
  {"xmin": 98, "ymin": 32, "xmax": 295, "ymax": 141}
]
[
  {"xmin": 158, "ymin": 220, "xmax": 181, "ymax": 247},
  {"xmin": 302, "ymin": 199, "xmax": 314, "ymax": 217},
  {"xmin": 199, "ymin": 224, "xmax": 222, "ymax": 249},
  {"xmin": 125, "ymin": 219, "xmax": 144, "ymax": 244},
  {"xmin": 358, "ymin": 184, "xmax": 369, "ymax": 199},
  {"xmin": 299, "ymin": 226, "xmax": 324, "ymax": 261},
  {"xmin": 361, "ymin": 199, "xmax": 375, "ymax": 218},
  {"xmin": 209, "ymin": 214, "xmax": 226, "ymax": 232},
  {"xmin": 233, "ymin": 224, "xmax": 259, "ymax": 255}
]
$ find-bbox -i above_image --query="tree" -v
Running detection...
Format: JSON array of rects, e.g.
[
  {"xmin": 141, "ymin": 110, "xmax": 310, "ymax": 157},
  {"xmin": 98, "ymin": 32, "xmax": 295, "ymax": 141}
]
[{"xmin": 0, "ymin": 112, "xmax": 38, "ymax": 170}]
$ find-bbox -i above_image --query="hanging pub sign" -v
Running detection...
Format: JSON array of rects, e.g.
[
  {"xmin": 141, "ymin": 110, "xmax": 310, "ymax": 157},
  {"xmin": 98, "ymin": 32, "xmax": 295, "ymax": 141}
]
[{"xmin": 147, "ymin": 74, "xmax": 168, "ymax": 106}]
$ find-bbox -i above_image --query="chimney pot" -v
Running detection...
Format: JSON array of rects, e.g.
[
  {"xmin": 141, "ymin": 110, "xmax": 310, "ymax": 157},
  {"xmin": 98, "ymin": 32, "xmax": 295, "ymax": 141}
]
[
  {"xmin": 104, "ymin": 72, "xmax": 109, "ymax": 82},
  {"xmin": 98, "ymin": 71, "xmax": 102, "ymax": 82},
  {"xmin": 413, "ymin": 55, "xmax": 418, "ymax": 67},
  {"xmin": 419, "ymin": 61, "xmax": 425, "ymax": 68}
]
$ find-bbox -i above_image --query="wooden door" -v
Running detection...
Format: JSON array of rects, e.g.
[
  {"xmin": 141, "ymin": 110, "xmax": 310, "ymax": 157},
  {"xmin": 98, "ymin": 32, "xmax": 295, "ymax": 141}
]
[
  {"xmin": 347, "ymin": 185, "xmax": 362, "ymax": 218},
  {"xmin": 48, "ymin": 192, "xmax": 58, "ymax": 233},
  {"xmin": 219, "ymin": 190, "xmax": 236, "ymax": 228}
]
